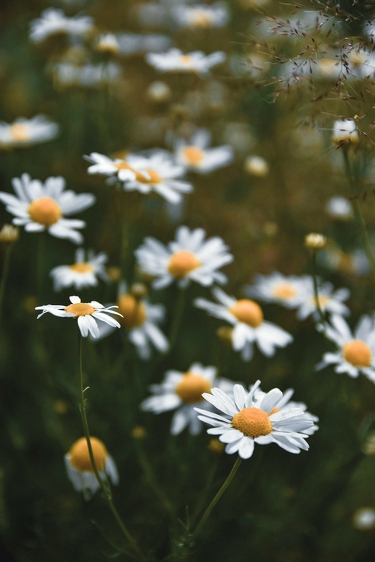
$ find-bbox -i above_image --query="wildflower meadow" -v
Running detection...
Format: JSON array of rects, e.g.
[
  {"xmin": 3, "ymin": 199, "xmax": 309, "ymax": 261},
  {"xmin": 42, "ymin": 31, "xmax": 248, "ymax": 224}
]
[{"xmin": 2, "ymin": 0, "xmax": 375, "ymax": 561}]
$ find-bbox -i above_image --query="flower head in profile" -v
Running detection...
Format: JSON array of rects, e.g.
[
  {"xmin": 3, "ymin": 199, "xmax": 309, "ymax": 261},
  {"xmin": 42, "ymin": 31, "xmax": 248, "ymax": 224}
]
[
  {"xmin": 196, "ymin": 381, "xmax": 315, "ymax": 459},
  {"xmin": 36, "ymin": 296, "xmax": 122, "ymax": 338},
  {"xmin": 195, "ymin": 287, "xmax": 293, "ymax": 361},
  {"xmin": 141, "ymin": 363, "xmax": 234, "ymax": 435},
  {"xmin": 317, "ymin": 314, "xmax": 375, "ymax": 382},
  {"xmin": 245, "ymin": 272, "xmax": 312, "ymax": 309},
  {"xmin": 0, "ymin": 116, "xmax": 59, "ymax": 149},
  {"xmin": 135, "ymin": 226, "xmax": 233, "ymax": 290},
  {"xmin": 29, "ymin": 8, "xmax": 93, "ymax": 43},
  {"xmin": 145, "ymin": 48, "xmax": 226, "ymax": 76},
  {"xmin": 296, "ymin": 281, "xmax": 350, "ymax": 322},
  {"xmin": 332, "ymin": 119, "xmax": 359, "ymax": 145},
  {"xmin": 65, "ymin": 437, "xmax": 118, "ymax": 500},
  {"xmin": 94, "ymin": 281, "xmax": 169, "ymax": 360},
  {"xmin": 50, "ymin": 248, "xmax": 108, "ymax": 291},
  {"xmin": 172, "ymin": 3, "xmax": 230, "ymax": 29},
  {"xmin": 175, "ymin": 128, "xmax": 234, "ymax": 174},
  {"xmin": 0, "ymin": 174, "xmax": 95, "ymax": 244}
]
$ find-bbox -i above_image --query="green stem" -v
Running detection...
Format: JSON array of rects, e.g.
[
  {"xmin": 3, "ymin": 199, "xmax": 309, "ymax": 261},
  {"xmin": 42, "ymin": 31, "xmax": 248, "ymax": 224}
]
[
  {"xmin": 342, "ymin": 149, "xmax": 375, "ymax": 286},
  {"xmin": 77, "ymin": 336, "xmax": 144, "ymax": 560},
  {"xmin": 0, "ymin": 245, "xmax": 13, "ymax": 327},
  {"xmin": 168, "ymin": 289, "xmax": 187, "ymax": 351},
  {"xmin": 311, "ymin": 252, "xmax": 325, "ymax": 326},
  {"xmin": 191, "ymin": 457, "xmax": 242, "ymax": 541}
]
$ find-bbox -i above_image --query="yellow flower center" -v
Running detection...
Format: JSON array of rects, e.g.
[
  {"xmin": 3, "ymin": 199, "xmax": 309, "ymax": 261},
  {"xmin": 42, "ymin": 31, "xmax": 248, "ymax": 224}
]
[
  {"xmin": 343, "ymin": 339, "xmax": 372, "ymax": 367},
  {"xmin": 65, "ymin": 302, "xmax": 96, "ymax": 316},
  {"xmin": 167, "ymin": 250, "xmax": 202, "ymax": 278},
  {"xmin": 310, "ymin": 295, "xmax": 330, "ymax": 309},
  {"xmin": 28, "ymin": 197, "xmax": 62, "ymax": 227},
  {"xmin": 69, "ymin": 263, "xmax": 94, "ymax": 274},
  {"xmin": 135, "ymin": 169, "xmax": 162, "ymax": 184},
  {"xmin": 114, "ymin": 161, "xmax": 133, "ymax": 170},
  {"xmin": 69, "ymin": 437, "xmax": 108, "ymax": 473},
  {"xmin": 189, "ymin": 10, "xmax": 214, "ymax": 28},
  {"xmin": 10, "ymin": 123, "xmax": 30, "ymax": 142},
  {"xmin": 175, "ymin": 372, "xmax": 212, "ymax": 404},
  {"xmin": 182, "ymin": 146, "xmax": 205, "ymax": 166},
  {"xmin": 272, "ymin": 283, "xmax": 297, "ymax": 300},
  {"xmin": 117, "ymin": 294, "xmax": 146, "ymax": 328},
  {"xmin": 229, "ymin": 299, "xmax": 263, "ymax": 328},
  {"xmin": 180, "ymin": 55, "xmax": 193, "ymax": 66},
  {"xmin": 232, "ymin": 407, "xmax": 273, "ymax": 438}
]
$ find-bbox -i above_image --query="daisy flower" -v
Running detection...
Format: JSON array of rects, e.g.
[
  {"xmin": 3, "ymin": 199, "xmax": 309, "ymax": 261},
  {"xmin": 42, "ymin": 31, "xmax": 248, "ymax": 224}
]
[
  {"xmin": 175, "ymin": 128, "xmax": 234, "ymax": 174},
  {"xmin": 29, "ymin": 8, "xmax": 93, "ymax": 43},
  {"xmin": 325, "ymin": 196, "xmax": 353, "ymax": 220},
  {"xmin": 296, "ymin": 281, "xmax": 350, "ymax": 321},
  {"xmin": 50, "ymin": 248, "xmax": 108, "ymax": 291},
  {"xmin": 135, "ymin": 226, "xmax": 233, "ymax": 290},
  {"xmin": 252, "ymin": 385, "xmax": 319, "ymax": 435},
  {"xmin": 48, "ymin": 62, "xmax": 122, "ymax": 89},
  {"xmin": 141, "ymin": 363, "xmax": 234, "ymax": 435},
  {"xmin": 317, "ymin": 314, "xmax": 375, "ymax": 382},
  {"xmin": 195, "ymin": 287, "xmax": 293, "ymax": 361},
  {"xmin": 145, "ymin": 48, "xmax": 226, "ymax": 77},
  {"xmin": 94, "ymin": 282, "xmax": 169, "ymax": 360},
  {"xmin": 65, "ymin": 437, "xmax": 119, "ymax": 500},
  {"xmin": 332, "ymin": 119, "xmax": 359, "ymax": 145},
  {"xmin": 85, "ymin": 152, "xmax": 137, "ymax": 182},
  {"xmin": 245, "ymin": 272, "xmax": 312, "ymax": 309},
  {"xmin": 195, "ymin": 380, "xmax": 315, "ymax": 459},
  {"xmin": 0, "ymin": 115, "xmax": 59, "ymax": 149},
  {"xmin": 172, "ymin": 3, "xmax": 230, "ymax": 29},
  {"xmin": 0, "ymin": 173, "xmax": 95, "ymax": 244},
  {"xmin": 35, "ymin": 295, "xmax": 122, "ymax": 339}
]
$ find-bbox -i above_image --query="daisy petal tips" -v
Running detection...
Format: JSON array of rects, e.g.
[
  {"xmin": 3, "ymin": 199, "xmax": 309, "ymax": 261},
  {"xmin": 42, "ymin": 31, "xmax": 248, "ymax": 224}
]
[
  {"xmin": 35, "ymin": 296, "xmax": 123, "ymax": 339},
  {"xmin": 196, "ymin": 381, "xmax": 316, "ymax": 459}
]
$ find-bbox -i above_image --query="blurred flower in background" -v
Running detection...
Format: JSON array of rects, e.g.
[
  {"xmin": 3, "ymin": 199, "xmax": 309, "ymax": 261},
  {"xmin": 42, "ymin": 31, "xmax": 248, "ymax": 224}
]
[
  {"xmin": 50, "ymin": 248, "xmax": 109, "ymax": 291},
  {"xmin": 0, "ymin": 115, "xmax": 59, "ymax": 149}
]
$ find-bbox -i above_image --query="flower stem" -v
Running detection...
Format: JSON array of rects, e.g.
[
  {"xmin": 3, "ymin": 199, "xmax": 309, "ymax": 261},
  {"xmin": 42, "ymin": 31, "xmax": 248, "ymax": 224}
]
[
  {"xmin": 77, "ymin": 336, "xmax": 144, "ymax": 560},
  {"xmin": 311, "ymin": 252, "xmax": 325, "ymax": 326},
  {"xmin": 168, "ymin": 288, "xmax": 186, "ymax": 351},
  {"xmin": 0, "ymin": 245, "xmax": 13, "ymax": 328},
  {"xmin": 191, "ymin": 457, "xmax": 242, "ymax": 541},
  {"xmin": 342, "ymin": 148, "xmax": 375, "ymax": 286}
]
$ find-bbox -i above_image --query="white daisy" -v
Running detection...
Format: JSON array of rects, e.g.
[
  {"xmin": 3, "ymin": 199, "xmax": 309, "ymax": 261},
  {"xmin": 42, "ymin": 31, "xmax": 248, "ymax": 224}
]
[
  {"xmin": 245, "ymin": 272, "xmax": 312, "ymax": 309},
  {"xmin": 94, "ymin": 282, "xmax": 169, "ymax": 360},
  {"xmin": 172, "ymin": 3, "xmax": 230, "ymax": 29},
  {"xmin": 65, "ymin": 437, "xmax": 119, "ymax": 501},
  {"xmin": 141, "ymin": 363, "xmax": 234, "ymax": 435},
  {"xmin": 117, "ymin": 33, "xmax": 172, "ymax": 56},
  {"xmin": 85, "ymin": 152, "xmax": 136, "ymax": 182},
  {"xmin": 317, "ymin": 314, "xmax": 375, "ymax": 382},
  {"xmin": 29, "ymin": 8, "xmax": 93, "ymax": 43},
  {"xmin": 252, "ymin": 385, "xmax": 319, "ymax": 435},
  {"xmin": 332, "ymin": 119, "xmax": 359, "ymax": 145},
  {"xmin": 35, "ymin": 295, "xmax": 122, "ymax": 339},
  {"xmin": 0, "ymin": 115, "xmax": 59, "ymax": 149},
  {"xmin": 145, "ymin": 48, "xmax": 226, "ymax": 77},
  {"xmin": 296, "ymin": 281, "xmax": 350, "ymax": 321},
  {"xmin": 48, "ymin": 62, "xmax": 122, "ymax": 89},
  {"xmin": 325, "ymin": 196, "xmax": 353, "ymax": 220},
  {"xmin": 50, "ymin": 248, "xmax": 108, "ymax": 291},
  {"xmin": 135, "ymin": 226, "xmax": 233, "ymax": 290},
  {"xmin": 195, "ymin": 380, "xmax": 315, "ymax": 459},
  {"xmin": 175, "ymin": 128, "xmax": 234, "ymax": 174},
  {"xmin": 0, "ymin": 173, "xmax": 95, "ymax": 244},
  {"xmin": 194, "ymin": 287, "xmax": 293, "ymax": 361}
]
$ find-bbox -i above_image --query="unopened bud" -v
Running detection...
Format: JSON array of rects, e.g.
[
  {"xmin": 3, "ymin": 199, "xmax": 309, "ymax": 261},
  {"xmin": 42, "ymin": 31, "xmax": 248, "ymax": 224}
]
[{"xmin": 304, "ymin": 233, "xmax": 327, "ymax": 251}]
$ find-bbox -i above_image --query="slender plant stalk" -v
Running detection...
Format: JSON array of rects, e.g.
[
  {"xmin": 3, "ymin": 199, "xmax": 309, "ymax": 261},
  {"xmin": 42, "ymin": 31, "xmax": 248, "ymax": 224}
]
[
  {"xmin": 191, "ymin": 457, "xmax": 242, "ymax": 541},
  {"xmin": 168, "ymin": 289, "xmax": 186, "ymax": 351},
  {"xmin": 342, "ymin": 148, "xmax": 375, "ymax": 286},
  {"xmin": 0, "ymin": 245, "xmax": 13, "ymax": 327},
  {"xmin": 77, "ymin": 336, "xmax": 144, "ymax": 560},
  {"xmin": 311, "ymin": 252, "xmax": 325, "ymax": 326}
]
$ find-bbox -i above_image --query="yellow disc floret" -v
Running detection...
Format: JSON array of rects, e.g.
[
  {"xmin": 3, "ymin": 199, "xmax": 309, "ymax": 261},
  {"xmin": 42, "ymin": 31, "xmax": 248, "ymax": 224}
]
[
  {"xmin": 175, "ymin": 372, "xmax": 212, "ymax": 404},
  {"xmin": 117, "ymin": 294, "xmax": 146, "ymax": 328},
  {"xmin": 65, "ymin": 302, "xmax": 96, "ymax": 316},
  {"xmin": 10, "ymin": 123, "xmax": 30, "ymax": 142},
  {"xmin": 343, "ymin": 339, "xmax": 372, "ymax": 367},
  {"xmin": 232, "ymin": 407, "xmax": 273, "ymax": 438},
  {"xmin": 28, "ymin": 197, "xmax": 62, "ymax": 227},
  {"xmin": 167, "ymin": 250, "xmax": 202, "ymax": 278},
  {"xmin": 69, "ymin": 263, "xmax": 94, "ymax": 274},
  {"xmin": 135, "ymin": 169, "xmax": 162, "ymax": 184},
  {"xmin": 182, "ymin": 146, "xmax": 205, "ymax": 166},
  {"xmin": 272, "ymin": 283, "xmax": 297, "ymax": 300},
  {"xmin": 229, "ymin": 299, "xmax": 263, "ymax": 328},
  {"xmin": 69, "ymin": 436, "xmax": 108, "ymax": 472}
]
